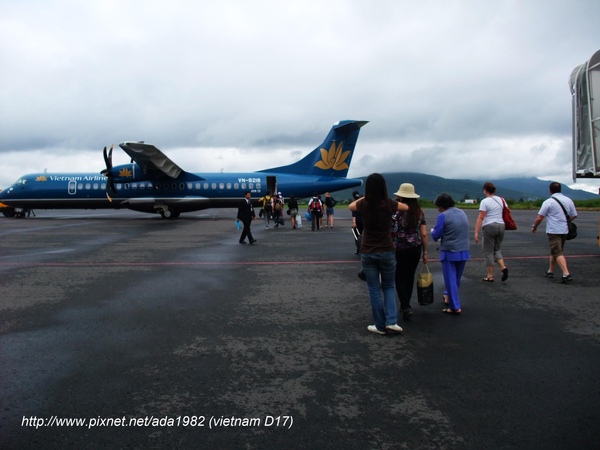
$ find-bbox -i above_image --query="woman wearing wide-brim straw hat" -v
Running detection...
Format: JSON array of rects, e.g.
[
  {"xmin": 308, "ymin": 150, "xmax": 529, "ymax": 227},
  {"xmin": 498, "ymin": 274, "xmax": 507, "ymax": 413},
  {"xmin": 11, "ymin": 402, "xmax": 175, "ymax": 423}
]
[{"xmin": 391, "ymin": 183, "xmax": 429, "ymax": 321}]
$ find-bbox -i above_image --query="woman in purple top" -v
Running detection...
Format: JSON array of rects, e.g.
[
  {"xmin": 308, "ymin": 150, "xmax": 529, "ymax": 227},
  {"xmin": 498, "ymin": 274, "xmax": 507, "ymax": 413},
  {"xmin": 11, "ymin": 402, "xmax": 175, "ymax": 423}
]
[{"xmin": 431, "ymin": 193, "xmax": 470, "ymax": 314}]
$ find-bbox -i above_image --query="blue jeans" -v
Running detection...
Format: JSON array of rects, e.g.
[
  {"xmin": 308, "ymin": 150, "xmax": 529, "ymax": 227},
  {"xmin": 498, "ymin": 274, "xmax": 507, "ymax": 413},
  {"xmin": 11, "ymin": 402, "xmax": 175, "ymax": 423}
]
[{"xmin": 360, "ymin": 252, "xmax": 398, "ymax": 331}]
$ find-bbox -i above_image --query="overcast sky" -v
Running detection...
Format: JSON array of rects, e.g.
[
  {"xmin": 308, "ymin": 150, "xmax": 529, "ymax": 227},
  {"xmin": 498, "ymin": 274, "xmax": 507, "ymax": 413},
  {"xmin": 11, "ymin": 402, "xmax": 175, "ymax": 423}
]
[{"xmin": 1, "ymin": 0, "xmax": 599, "ymax": 194}]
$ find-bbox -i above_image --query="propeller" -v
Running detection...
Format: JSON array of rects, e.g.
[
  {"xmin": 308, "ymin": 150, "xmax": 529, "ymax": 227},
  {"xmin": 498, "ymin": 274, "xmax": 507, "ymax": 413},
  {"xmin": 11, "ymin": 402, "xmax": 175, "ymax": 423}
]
[{"xmin": 100, "ymin": 144, "xmax": 117, "ymax": 200}]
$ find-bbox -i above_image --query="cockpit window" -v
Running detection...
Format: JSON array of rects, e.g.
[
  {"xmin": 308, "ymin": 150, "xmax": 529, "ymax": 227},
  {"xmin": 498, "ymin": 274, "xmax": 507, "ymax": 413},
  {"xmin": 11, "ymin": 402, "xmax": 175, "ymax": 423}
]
[{"xmin": 15, "ymin": 179, "xmax": 28, "ymax": 185}]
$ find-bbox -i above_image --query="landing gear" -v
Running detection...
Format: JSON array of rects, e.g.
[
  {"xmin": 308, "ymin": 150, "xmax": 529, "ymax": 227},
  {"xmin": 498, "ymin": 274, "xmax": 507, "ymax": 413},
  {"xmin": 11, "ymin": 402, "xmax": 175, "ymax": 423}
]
[
  {"xmin": 1, "ymin": 207, "xmax": 15, "ymax": 217},
  {"xmin": 1, "ymin": 207, "xmax": 34, "ymax": 218},
  {"xmin": 14, "ymin": 207, "xmax": 30, "ymax": 218},
  {"xmin": 156, "ymin": 207, "xmax": 180, "ymax": 219}
]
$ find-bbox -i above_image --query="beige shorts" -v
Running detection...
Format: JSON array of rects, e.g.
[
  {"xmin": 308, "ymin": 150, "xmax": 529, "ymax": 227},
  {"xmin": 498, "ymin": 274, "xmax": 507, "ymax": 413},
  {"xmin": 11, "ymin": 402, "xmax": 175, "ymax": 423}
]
[{"xmin": 548, "ymin": 234, "xmax": 566, "ymax": 258}]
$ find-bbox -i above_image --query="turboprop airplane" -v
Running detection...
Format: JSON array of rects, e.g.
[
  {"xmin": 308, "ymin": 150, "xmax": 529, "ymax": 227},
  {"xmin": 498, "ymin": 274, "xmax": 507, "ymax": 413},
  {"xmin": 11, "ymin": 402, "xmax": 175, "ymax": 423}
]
[{"xmin": 0, "ymin": 120, "xmax": 367, "ymax": 219}]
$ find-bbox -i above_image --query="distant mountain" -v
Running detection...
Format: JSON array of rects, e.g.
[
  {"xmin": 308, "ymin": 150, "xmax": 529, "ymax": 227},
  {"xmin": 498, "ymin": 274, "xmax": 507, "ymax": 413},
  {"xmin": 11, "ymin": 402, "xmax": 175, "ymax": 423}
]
[
  {"xmin": 331, "ymin": 173, "xmax": 598, "ymax": 202},
  {"xmin": 490, "ymin": 177, "xmax": 598, "ymax": 201}
]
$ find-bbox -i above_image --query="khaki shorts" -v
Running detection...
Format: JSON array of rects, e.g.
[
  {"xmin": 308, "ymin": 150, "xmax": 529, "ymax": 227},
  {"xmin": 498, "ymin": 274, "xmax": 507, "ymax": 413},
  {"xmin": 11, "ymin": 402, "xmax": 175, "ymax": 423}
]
[{"xmin": 548, "ymin": 234, "xmax": 566, "ymax": 258}]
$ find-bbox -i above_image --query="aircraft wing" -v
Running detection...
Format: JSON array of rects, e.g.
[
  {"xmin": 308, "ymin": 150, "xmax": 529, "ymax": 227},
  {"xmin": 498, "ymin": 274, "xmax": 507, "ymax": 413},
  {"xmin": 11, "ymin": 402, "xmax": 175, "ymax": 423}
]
[{"xmin": 119, "ymin": 142, "xmax": 184, "ymax": 178}]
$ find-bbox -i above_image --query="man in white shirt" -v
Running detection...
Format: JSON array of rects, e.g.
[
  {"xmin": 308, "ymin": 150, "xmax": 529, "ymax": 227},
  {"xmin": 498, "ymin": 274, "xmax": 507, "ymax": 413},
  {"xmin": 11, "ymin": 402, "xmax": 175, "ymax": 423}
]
[{"xmin": 531, "ymin": 182, "xmax": 577, "ymax": 283}]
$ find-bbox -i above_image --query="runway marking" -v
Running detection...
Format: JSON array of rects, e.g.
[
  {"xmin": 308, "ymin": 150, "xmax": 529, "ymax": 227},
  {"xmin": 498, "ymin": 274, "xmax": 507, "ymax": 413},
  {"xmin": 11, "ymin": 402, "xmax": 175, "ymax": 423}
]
[{"xmin": 0, "ymin": 254, "xmax": 598, "ymax": 267}]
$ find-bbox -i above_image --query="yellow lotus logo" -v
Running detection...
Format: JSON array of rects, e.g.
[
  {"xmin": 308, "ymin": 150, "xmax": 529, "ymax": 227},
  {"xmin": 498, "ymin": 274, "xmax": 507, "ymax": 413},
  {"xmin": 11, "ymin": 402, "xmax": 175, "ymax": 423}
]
[
  {"xmin": 119, "ymin": 168, "xmax": 133, "ymax": 177},
  {"xmin": 314, "ymin": 141, "xmax": 350, "ymax": 171},
  {"xmin": 35, "ymin": 176, "xmax": 48, "ymax": 182}
]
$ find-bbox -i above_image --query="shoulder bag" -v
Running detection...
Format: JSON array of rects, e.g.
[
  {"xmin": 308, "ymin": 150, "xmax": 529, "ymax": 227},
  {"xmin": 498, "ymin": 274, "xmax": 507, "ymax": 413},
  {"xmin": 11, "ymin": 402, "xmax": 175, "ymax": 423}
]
[
  {"xmin": 493, "ymin": 197, "xmax": 517, "ymax": 230},
  {"xmin": 551, "ymin": 198, "xmax": 577, "ymax": 240},
  {"xmin": 417, "ymin": 264, "xmax": 434, "ymax": 305}
]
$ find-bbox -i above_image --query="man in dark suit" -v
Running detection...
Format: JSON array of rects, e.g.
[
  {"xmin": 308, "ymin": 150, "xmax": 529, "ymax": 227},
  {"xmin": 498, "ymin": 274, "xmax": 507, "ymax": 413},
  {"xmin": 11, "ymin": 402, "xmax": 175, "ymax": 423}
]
[{"xmin": 237, "ymin": 190, "xmax": 257, "ymax": 244}]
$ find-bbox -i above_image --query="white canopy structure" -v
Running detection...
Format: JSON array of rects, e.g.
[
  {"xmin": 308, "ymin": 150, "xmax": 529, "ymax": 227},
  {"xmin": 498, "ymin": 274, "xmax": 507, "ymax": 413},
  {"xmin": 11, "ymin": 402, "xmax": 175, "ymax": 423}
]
[{"xmin": 570, "ymin": 49, "xmax": 600, "ymax": 179}]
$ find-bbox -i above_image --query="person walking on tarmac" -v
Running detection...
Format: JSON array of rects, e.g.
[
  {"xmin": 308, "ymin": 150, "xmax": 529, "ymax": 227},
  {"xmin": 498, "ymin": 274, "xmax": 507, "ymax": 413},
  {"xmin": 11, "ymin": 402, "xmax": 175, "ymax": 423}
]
[
  {"xmin": 324, "ymin": 192, "xmax": 337, "ymax": 228},
  {"xmin": 287, "ymin": 194, "xmax": 299, "ymax": 229},
  {"xmin": 272, "ymin": 192, "xmax": 284, "ymax": 228},
  {"xmin": 308, "ymin": 193, "xmax": 323, "ymax": 231},
  {"xmin": 258, "ymin": 190, "xmax": 273, "ymax": 229},
  {"xmin": 349, "ymin": 173, "xmax": 408, "ymax": 335},
  {"xmin": 531, "ymin": 182, "xmax": 577, "ymax": 283},
  {"xmin": 237, "ymin": 190, "xmax": 257, "ymax": 244}
]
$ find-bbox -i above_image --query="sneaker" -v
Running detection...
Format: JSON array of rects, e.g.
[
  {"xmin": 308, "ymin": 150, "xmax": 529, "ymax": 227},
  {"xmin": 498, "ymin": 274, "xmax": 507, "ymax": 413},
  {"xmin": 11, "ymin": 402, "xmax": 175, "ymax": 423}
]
[
  {"xmin": 558, "ymin": 274, "xmax": 573, "ymax": 284},
  {"xmin": 402, "ymin": 308, "xmax": 413, "ymax": 321},
  {"xmin": 367, "ymin": 325, "xmax": 386, "ymax": 335},
  {"xmin": 385, "ymin": 324, "xmax": 403, "ymax": 333},
  {"xmin": 544, "ymin": 271, "xmax": 554, "ymax": 278},
  {"xmin": 357, "ymin": 269, "xmax": 366, "ymax": 281}
]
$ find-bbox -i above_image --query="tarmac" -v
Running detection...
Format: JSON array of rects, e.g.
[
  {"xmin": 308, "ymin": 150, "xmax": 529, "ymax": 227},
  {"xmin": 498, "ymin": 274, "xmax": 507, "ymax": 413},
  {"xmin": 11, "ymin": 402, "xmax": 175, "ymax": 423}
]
[{"xmin": 1, "ymin": 207, "xmax": 599, "ymax": 449}]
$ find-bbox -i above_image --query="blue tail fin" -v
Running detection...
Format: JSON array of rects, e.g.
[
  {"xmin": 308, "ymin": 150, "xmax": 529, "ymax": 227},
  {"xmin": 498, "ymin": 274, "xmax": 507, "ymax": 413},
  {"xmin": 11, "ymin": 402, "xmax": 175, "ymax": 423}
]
[{"xmin": 259, "ymin": 120, "xmax": 368, "ymax": 177}]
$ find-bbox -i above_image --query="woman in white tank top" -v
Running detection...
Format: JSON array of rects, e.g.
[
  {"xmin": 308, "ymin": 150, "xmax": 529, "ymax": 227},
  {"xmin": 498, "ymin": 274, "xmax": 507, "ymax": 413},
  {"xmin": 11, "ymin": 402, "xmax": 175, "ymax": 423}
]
[{"xmin": 474, "ymin": 182, "xmax": 508, "ymax": 282}]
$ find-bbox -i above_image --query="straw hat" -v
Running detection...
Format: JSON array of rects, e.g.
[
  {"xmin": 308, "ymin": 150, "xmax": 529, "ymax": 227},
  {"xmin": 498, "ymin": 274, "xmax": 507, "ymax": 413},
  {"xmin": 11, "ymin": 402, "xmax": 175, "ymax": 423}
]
[{"xmin": 393, "ymin": 183, "xmax": 420, "ymax": 198}]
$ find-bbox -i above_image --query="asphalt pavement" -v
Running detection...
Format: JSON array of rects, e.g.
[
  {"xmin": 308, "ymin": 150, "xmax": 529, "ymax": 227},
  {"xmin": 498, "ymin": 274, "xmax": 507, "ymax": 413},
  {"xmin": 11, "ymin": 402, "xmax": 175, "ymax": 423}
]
[{"xmin": 1, "ymin": 207, "xmax": 599, "ymax": 449}]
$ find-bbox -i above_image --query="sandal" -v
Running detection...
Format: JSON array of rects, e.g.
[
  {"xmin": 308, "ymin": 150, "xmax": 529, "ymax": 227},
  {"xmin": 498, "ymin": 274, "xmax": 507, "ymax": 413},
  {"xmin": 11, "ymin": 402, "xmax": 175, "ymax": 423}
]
[
  {"xmin": 442, "ymin": 308, "xmax": 462, "ymax": 315},
  {"xmin": 545, "ymin": 271, "xmax": 554, "ymax": 278},
  {"xmin": 501, "ymin": 267, "xmax": 508, "ymax": 281},
  {"xmin": 442, "ymin": 294, "xmax": 449, "ymax": 305},
  {"xmin": 482, "ymin": 277, "xmax": 494, "ymax": 282}
]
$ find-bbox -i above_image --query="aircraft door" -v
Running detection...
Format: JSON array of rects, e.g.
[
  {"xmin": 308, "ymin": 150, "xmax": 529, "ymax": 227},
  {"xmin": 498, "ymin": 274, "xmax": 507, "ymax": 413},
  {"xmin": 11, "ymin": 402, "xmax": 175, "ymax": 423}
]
[
  {"xmin": 267, "ymin": 176, "xmax": 277, "ymax": 196},
  {"xmin": 68, "ymin": 180, "xmax": 77, "ymax": 195}
]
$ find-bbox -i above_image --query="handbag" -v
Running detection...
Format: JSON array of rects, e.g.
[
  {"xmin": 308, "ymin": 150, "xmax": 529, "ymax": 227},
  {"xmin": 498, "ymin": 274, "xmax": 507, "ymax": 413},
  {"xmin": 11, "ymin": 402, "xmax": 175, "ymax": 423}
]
[
  {"xmin": 417, "ymin": 263, "xmax": 434, "ymax": 305},
  {"xmin": 351, "ymin": 227, "xmax": 362, "ymax": 253},
  {"xmin": 498, "ymin": 197, "xmax": 517, "ymax": 230},
  {"xmin": 567, "ymin": 221, "xmax": 577, "ymax": 240},
  {"xmin": 552, "ymin": 198, "xmax": 577, "ymax": 240}
]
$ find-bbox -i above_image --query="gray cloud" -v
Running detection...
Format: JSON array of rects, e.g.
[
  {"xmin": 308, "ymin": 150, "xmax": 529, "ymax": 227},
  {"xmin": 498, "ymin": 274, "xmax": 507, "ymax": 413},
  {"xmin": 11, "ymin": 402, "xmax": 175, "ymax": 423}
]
[{"xmin": 1, "ymin": 0, "xmax": 599, "ymax": 192}]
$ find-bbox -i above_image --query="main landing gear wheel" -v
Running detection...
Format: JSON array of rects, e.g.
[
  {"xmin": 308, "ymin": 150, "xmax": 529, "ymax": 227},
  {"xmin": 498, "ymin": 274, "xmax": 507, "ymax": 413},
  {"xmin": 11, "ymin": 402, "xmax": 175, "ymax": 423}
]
[{"xmin": 158, "ymin": 209, "xmax": 180, "ymax": 219}]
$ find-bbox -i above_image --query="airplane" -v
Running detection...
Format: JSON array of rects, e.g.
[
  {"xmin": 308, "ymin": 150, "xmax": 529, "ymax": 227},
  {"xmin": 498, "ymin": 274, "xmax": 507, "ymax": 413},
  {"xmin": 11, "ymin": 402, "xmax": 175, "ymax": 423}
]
[{"xmin": 0, "ymin": 120, "xmax": 367, "ymax": 219}]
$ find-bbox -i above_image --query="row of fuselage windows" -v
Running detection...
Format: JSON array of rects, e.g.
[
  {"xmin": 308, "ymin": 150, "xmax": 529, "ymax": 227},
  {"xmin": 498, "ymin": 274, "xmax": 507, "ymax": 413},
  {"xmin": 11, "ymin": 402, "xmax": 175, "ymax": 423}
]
[{"xmin": 75, "ymin": 182, "xmax": 261, "ymax": 191}]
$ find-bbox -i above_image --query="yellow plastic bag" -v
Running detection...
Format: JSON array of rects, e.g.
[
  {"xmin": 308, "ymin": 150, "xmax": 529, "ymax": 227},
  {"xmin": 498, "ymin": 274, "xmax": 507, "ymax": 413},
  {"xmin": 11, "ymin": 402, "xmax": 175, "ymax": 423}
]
[{"xmin": 417, "ymin": 263, "xmax": 434, "ymax": 305}]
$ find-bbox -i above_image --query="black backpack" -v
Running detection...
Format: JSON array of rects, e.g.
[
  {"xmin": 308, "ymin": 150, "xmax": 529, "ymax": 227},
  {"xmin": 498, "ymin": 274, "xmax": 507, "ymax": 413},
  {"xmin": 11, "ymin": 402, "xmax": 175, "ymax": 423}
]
[{"xmin": 263, "ymin": 196, "xmax": 272, "ymax": 212}]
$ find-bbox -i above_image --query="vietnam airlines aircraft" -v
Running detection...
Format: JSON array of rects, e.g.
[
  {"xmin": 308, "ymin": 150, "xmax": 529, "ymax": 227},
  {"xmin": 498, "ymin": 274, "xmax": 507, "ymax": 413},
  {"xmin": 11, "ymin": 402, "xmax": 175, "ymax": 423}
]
[{"xmin": 0, "ymin": 120, "xmax": 367, "ymax": 218}]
